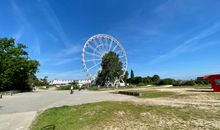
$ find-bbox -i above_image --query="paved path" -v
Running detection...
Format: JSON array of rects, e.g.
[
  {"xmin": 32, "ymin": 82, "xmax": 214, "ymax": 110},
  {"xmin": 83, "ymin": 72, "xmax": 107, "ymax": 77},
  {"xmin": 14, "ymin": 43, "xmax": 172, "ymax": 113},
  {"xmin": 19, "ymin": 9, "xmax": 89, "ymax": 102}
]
[{"xmin": 0, "ymin": 90, "xmax": 132, "ymax": 130}]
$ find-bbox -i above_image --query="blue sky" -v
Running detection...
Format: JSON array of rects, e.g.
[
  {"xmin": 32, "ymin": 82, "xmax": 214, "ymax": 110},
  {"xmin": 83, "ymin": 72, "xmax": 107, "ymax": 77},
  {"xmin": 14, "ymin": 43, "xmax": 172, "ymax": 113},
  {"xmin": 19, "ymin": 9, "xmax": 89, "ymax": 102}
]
[{"xmin": 1, "ymin": 0, "xmax": 220, "ymax": 80}]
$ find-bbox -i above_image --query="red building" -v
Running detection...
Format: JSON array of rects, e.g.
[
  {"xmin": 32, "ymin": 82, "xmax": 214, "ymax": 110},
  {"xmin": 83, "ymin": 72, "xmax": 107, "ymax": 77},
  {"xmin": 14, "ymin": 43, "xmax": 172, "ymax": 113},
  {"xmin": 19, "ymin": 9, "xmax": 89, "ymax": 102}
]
[{"xmin": 203, "ymin": 74, "xmax": 220, "ymax": 92}]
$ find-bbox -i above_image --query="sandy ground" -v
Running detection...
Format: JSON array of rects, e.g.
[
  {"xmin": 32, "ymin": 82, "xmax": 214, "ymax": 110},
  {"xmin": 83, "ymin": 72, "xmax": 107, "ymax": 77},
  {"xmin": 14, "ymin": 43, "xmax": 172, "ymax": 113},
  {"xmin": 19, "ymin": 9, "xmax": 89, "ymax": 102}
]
[{"xmin": 112, "ymin": 87, "xmax": 220, "ymax": 109}]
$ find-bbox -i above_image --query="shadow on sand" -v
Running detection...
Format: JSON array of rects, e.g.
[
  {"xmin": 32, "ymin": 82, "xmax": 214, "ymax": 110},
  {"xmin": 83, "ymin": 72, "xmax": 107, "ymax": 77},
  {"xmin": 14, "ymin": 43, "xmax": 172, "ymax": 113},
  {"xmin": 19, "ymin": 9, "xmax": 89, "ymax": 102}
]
[{"xmin": 187, "ymin": 89, "xmax": 213, "ymax": 92}]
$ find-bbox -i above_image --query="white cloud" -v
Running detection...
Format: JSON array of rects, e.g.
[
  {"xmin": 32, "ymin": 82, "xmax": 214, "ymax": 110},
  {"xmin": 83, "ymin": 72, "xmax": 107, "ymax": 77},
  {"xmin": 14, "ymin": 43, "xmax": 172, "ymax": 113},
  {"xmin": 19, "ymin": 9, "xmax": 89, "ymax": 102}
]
[
  {"xmin": 39, "ymin": 57, "xmax": 80, "ymax": 66},
  {"xmin": 56, "ymin": 44, "xmax": 82, "ymax": 57},
  {"xmin": 13, "ymin": 26, "xmax": 24, "ymax": 42},
  {"xmin": 39, "ymin": 0, "xmax": 71, "ymax": 46},
  {"xmin": 47, "ymin": 32, "xmax": 59, "ymax": 42},
  {"xmin": 150, "ymin": 23, "xmax": 220, "ymax": 64},
  {"xmin": 10, "ymin": 0, "xmax": 41, "ymax": 56},
  {"xmin": 53, "ymin": 57, "xmax": 80, "ymax": 66}
]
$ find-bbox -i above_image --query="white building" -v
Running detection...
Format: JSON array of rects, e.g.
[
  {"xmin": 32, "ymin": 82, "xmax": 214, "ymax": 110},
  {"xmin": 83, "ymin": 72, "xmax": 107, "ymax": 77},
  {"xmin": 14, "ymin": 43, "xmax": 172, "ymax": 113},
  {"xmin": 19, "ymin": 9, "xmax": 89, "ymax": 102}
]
[{"xmin": 49, "ymin": 79, "xmax": 91, "ymax": 86}]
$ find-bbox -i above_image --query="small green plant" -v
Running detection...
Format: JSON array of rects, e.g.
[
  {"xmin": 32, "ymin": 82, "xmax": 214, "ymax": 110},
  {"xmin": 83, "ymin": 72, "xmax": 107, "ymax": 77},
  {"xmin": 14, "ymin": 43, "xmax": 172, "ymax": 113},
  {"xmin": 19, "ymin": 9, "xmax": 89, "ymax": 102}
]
[{"xmin": 57, "ymin": 82, "xmax": 79, "ymax": 90}]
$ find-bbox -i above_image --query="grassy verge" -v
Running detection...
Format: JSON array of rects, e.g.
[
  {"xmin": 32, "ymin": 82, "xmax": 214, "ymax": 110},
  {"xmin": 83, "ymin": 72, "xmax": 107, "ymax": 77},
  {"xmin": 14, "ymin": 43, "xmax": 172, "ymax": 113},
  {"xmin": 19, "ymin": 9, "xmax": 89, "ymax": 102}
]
[
  {"xmin": 86, "ymin": 86, "xmax": 137, "ymax": 91},
  {"xmin": 120, "ymin": 90, "xmax": 178, "ymax": 98},
  {"xmin": 38, "ymin": 87, "xmax": 48, "ymax": 90},
  {"xmin": 31, "ymin": 101, "xmax": 220, "ymax": 130},
  {"xmin": 173, "ymin": 92, "xmax": 220, "ymax": 100},
  {"xmin": 171, "ymin": 85, "xmax": 211, "ymax": 89},
  {"xmin": 139, "ymin": 90, "xmax": 176, "ymax": 98},
  {"xmin": 129, "ymin": 89, "xmax": 220, "ymax": 99}
]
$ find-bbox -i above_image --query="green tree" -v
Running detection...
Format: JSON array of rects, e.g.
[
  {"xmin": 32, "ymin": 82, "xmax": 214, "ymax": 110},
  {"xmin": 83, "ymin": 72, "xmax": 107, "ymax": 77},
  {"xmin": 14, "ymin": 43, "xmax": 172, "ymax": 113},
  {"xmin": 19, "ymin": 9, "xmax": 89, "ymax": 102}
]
[
  {"xmin": 132, "ymin": 76, "xmax": 143, "ymax": 84},
  {"xmin": 143, "ymin": 76, "xmax": 152, "ymax": 84},
  {"xmin": 40, "ymin": 76, "xmax": 49, "ymax": 86},
  {"xmin": 123, "ymin": 71, "xmax": 129, "ymax": 86},
  {"xmin": 152, "ymin": 75, "xmax": 160, "ymax": 84},
  {"xmin": 196, "ymin": 77, "xmax": 209, "ymax": 85},
  {"xmin": 183, "ymin": 80, "xmax": 196, "ymax": 86},
  {"xmin": 95, "ymin": 51, "xmax": 123, "ymax": 86},
  {"xmin": 130, "ymin": 70, "xmax": 134, "ymax": 79},
  {"xmin": 159, "ymin": 78, "xmax": 175, "ymax": 85},
  {"xmin": 0, "ymin": 38, "xmax": 39, "ymax": 91}
]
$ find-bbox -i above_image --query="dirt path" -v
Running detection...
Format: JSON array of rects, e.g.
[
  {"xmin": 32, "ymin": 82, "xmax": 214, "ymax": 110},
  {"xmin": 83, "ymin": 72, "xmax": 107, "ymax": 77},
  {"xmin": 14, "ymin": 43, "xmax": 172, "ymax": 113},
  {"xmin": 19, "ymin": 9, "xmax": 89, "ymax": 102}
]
[
  {"xmin": 126, "ymin": 97, "xmax": 220, "ymax": 108},
  {"xmin": 111, "ymin": 87, "xmax": 220, "ymax": 109}
]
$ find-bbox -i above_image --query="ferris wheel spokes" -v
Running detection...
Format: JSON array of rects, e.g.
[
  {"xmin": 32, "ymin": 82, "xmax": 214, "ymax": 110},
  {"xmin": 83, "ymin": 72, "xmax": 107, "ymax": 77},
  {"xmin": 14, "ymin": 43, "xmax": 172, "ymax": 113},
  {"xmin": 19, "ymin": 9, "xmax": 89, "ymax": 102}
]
[
  {"xmin": 88, "ymin": 62, "xmax": 101, "ymax": 70},
  {"xmin": 84, "ymin": 51, "xmax": 101, "ymax": 58},
  {"xmin": 108, "ymin": 39, "xmax": 113, "ymax": 51},
  {"xmin": 112, "ymin": 45, "xmax": 118, "ymax": 52},
  {"xmin": 115, "ymin": 49, "xmax": 122, "ymax": 55},
  {"xmin": 93, "ymin": 39, "xmax": 103, "ymax": 54},
  {"xmin": 87, "ymin": 44, "xmax": 102, "ymax": 56},
  {"xmin": 99, "ymin": 38, "xmax": 106, "ymax": 54},
  {"xmin": 85, "ymin": 58, "xmax": 102, "ymax": 62},
  {"xmin": 104, "ymin": 38, "xmax": 109, "ymax": 51}
]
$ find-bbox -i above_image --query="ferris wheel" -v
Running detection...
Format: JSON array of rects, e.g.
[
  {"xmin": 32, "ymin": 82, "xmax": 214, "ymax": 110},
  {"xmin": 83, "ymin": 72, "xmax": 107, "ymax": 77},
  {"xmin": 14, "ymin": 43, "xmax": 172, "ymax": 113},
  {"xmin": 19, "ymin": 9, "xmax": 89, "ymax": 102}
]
[{"xmin": 82, "ymin": 34, "xmax": 127, "ymax": 81}]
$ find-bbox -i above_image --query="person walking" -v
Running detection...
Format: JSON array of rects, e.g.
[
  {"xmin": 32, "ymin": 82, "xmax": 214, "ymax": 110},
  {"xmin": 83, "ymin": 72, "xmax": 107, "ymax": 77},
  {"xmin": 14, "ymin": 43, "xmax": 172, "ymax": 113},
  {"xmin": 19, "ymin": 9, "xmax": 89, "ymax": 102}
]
[
  {"xmin": 70, "ymin": 86, "xmax": 74, "ymax": 94},
  {"xmin": 32, "ymin": 83, "xmax": 35, "ymax": 92}
]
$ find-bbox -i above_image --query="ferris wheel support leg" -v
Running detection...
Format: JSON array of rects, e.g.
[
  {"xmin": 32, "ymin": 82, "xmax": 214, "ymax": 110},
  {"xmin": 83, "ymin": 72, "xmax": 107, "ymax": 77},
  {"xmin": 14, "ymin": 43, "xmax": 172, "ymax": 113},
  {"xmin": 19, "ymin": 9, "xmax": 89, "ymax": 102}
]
[{"xmin": 120, "ymin": 79, "xmax": 126, "ymax": 87}]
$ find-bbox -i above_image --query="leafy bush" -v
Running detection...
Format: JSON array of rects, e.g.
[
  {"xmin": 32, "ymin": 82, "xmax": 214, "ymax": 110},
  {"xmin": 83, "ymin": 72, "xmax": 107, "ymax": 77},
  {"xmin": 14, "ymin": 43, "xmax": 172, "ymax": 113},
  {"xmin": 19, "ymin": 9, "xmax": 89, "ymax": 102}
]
[
  {"xmin": 173, "ymin": 80, "xmax": 183, "ymax": 86},
  {"xmin": 57, "ymin": 83, "xmax": 79, "ymax": 90},
  {"xmin": 159, "ymin": 78, "xmax": 176, "ymax": 85},
  {"xmin": 195, "ymin": 77, "xmax": 209, "ymax": 85},
  {"xmin": 86, "ymin": 87, "xmax": 100, "ymax": 91},
  {"xmin": 137, "ymin": 83, "xmax": 148, "ymax": 86},
  {"xmin": 183, "ymin": 80, "xmax": 196, "ymax": 86},
  {"xmin": 57, "ymin": 85, "xmax": 71, "ymax": 90}
]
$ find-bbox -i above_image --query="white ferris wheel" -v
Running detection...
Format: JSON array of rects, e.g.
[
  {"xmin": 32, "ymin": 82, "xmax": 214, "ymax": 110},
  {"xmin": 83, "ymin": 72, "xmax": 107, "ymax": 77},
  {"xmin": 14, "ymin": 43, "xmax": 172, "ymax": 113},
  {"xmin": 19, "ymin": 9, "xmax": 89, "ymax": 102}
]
[{"xmin": 82, "ymin": 34, "xmax": 128, "ymax": 82}]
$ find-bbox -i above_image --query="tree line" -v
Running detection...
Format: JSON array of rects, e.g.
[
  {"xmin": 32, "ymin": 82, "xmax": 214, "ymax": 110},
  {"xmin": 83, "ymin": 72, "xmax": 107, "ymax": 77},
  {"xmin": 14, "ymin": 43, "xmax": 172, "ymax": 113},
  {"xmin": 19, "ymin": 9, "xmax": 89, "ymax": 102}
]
[{"xmin": 126, "ymin": 70, "xmax": 209, "ymax": 86}]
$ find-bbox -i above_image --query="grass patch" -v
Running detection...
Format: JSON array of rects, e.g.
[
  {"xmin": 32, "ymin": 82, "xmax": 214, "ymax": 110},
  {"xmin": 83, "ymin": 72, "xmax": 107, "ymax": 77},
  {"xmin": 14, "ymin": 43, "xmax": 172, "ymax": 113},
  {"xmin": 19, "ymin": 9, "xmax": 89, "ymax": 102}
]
[
  {"xmin": 87, "ymin": 87, "xmax": 129, "ymax": 91},
  {"xmin": 140, "ymin": 90, "xmax": 176, "ymax": 98},
  {"xmin": 87, "ymin": 86, "xmax": 150, "ymax": 91},
  {"xmin": 173, "ymin": 92, "xmax": 220, "ymax": 100},
  {"xmin": 86, "ymin": 87, "xmax": 114, "ymax": 91},
  {"xmin": 171, "ymin": 85, "xmax": 211, "ymax": 89},
  {"xmin": 38, "ymin": 87, "xmax": 48, "ymax": 90},
  {"xmin": 31, "ymin": 101, "xmax": 220, "ymax": 130},
  {"xmin": 122, "ymin": 90, "xmax": 177, "ymax": 98}
]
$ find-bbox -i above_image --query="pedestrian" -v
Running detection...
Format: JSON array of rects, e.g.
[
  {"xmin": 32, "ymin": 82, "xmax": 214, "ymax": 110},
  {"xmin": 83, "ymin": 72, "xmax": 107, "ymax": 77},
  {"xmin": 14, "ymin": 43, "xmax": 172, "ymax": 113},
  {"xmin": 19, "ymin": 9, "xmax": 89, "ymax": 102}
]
[
  {"xmin": 70, "ymin": 86, "xmax": 74, "ymax": 94},
  {"xmin": 33, "ymin": 84, "xmax": 37, "ymax": 92},
  {"xmin": 78, "ymin": 85, "xmax": 81, "ymax": 91}
]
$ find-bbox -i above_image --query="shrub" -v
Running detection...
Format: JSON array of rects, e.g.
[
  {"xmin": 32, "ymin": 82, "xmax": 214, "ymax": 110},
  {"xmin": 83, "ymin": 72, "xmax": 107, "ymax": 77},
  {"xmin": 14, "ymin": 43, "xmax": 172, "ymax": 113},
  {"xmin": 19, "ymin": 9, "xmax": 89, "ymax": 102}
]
[
  {"xmin": 57, "ymin": 84, "xmax": 79, "ymax": 90},
  {"xmin": 183, "ymin": 80, "xmax": 196, "ymax": 86},
  {"xmin": 159, "ymin": 78, "xmax": 176, "ymax": 85},
  {"xmin": 173, "ymin": 80, "xmax": 182, "ymax": 86}
]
